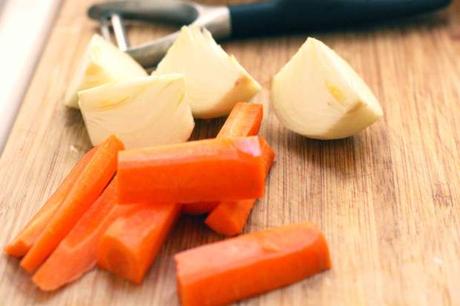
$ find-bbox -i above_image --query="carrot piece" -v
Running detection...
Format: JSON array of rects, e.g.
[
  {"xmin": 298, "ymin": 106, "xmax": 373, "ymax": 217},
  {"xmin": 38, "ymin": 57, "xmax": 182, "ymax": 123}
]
[
  {"xmin": 175, "ymin": 223, "xmax": 331, "ymax": 306},
  {"xmin": 32, "ymin": 179, "xmax": 141, "ymax": 291},
  {"xmin": 117, "ymin": 136, "xmax": 267, "ymax": 204},
  {"xmin": 4, "ymin": 148, "xmax": 96, "ymax": 257},
  {"xmin": 205, "ymin": 137, "xmax": 275, "ymax": 235},
  {"xmin": 20, "ymin": 135, "xmax": 124, "ymax": 272},
  {"xmin": 216, "ymin": 102, "xmax": 263, "ymax": 138},
  {"xmin": 182, "ymin": 202, "xmax": 218, "ymax": 215},
  {"xmin": 181, "ymin": 103, "xmax": 264, "ymax": 216},
  {"xmin": 97, "ymin": 202, "xmax": 180, "ymax": 284},
  {"xmin": 205, "ymin": 137, "xmax": 275, "ymax": 236},
  {"xmin": 203, "ymin": 103, "xmax": 274, "ymax": 236},
  {"xmin": 205, "ymin": 138, "xmax": 274, "ymax": 236},
  {"xmin": 204, "ymin": 200, "xmax": 256, "ymax": 236}
]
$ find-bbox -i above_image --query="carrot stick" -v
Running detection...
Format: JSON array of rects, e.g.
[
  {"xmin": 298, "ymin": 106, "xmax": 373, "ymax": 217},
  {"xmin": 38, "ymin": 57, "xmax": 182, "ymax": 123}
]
[
  {"xmin": 117, "ymin": 136, "xmax": 267, "ymax": 204},
  {"xmin": 97, "ymin": 202, "xmax": 180, "ymax": 284},
  {"xmin": 4, "ymin": 148, "xmax": 96, "ymax": 257},
  {"xmin": 205, "ymin": 137, "xmax": 275, "ymax": 235},
  {"xmin": 181, "ymin": 103, "xmax": 264, "ymax": 215},
  {"xmin": 201, "ymin": 102, "xmax": 274, "ymax": 235},
  {"xmin": 204, "ymin": 200, "xmax": 255, "ymax": 236},
  {"xmin": 32, "ymin": 179, "xmax": 141, "ymax": 291},
  {"xmin": 216, "ymin": 102, "xmax": 263, "ymax": 138},
  {"xmin": 20, "ymin": 135, "xmax": 124, "ymax": 272},
  {"xmin": 175, "ymin": 223, "xmax": 331, "ymax": 306}
]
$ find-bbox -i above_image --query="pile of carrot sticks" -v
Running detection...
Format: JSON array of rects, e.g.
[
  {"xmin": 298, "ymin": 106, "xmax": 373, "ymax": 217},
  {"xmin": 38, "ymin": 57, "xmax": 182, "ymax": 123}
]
[{"xmin": 5, "ymin": 103, "xmax": 331, "ymax": 306}]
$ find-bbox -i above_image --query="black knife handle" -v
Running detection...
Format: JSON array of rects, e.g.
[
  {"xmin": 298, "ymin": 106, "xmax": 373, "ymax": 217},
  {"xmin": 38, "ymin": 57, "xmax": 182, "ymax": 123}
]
[{"xmin": 229, "ymin": 0, "xmax": 451, "ymax": 38}]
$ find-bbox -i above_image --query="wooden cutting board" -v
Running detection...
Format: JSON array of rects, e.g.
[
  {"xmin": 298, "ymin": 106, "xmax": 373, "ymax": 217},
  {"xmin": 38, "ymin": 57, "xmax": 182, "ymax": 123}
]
[{"xmin": 1, "ymin": 0, "xmax": 459, "ymax": 305}]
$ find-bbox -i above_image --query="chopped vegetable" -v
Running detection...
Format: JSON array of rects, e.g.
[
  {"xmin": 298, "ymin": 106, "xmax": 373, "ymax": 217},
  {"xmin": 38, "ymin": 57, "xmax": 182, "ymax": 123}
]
[
  {"xmin": 271, "ymin": 37, "xmax": 383, "ymax": 139},
  {"xmin": 117, "ymin": 136, "xmax": 267, "ymax": 204},
  {"xmin": 79, "ymin": 74, "xmax": 195, "ymax": 149},
  {"xmin": 32, "ymin": 179, "xmax": 142, "ymax": 291},
  {"xmin": 20, "ymin": 135, "xmax": 123, "ymax": 272},
  {"xmin": 200, "ymin": 103, "xmax": 274, "ymax": 235},
  {"xmin": 175, "ymin": 223, "xmax": 331, "ymax": 306},
  {"xmin": 205, "ymin": 137, "xmax": 275, "ymax": 235},
  {"xmin": 204, "ymin": 199, "xmax": 256, "ymax": 236},
  {"xmin": 97, "ymin": 202, "xmax": 180, "ymax": 284},
  {"xmin": 64, "ymin": 34, "xmax": 146, "ymax": 108},
  {"xmin": 181, "ymin": 103, "xmax": 264, "ymax": 216},
  {"xmin": 4, "ymin": 148, "xmax": 96, "ymax": 257},
  {"xmin": 153, "ymin": 26, "xmax": 261, "ymax": 119},
  {"xmin": 216, "ymin": 102, "xmax": 263, "ymax": 138}
]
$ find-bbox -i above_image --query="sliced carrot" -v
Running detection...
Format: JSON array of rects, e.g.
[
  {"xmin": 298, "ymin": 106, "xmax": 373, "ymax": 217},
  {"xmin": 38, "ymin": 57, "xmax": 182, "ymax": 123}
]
[
  {"xmin": 175, "ymin": 223, "xmax": 331, "ymax": 306},
  {"xmin": 5, "ymin": 148, "xmax": 96, "ymax": 257},
  {"xmin": 204, "ymin": 199, "xmax": 256, "ymax": 236},
  {"xmin": 97, "ymin": 202, "xmax": 180, "ymax": 284},
  {"xmin": 205, "ymin": 138, "xmax": 275, "ymax": 235},
  {"xmin": 117, "ymin": 136, "xmax": 267, "ymax": 204},
  {"xmin": 203, "ymin": 103, "xmax": 274, "ymax": 235},
  {"xmin": 20, "ymin": 135, "xmax": 124, "ymax": 273},
  {"xmin": 216, "ymin": 102, "xmax": 263, "ymax": 138},
  {"xmin": 181, "ymin": 103, "xmax": 264, "ymax": 216},
  {"xmin": 32, "ymin": 179, "xmax": 141, "ymax": 291},
  {"xmin": 205, "ymin": 138, "xmax": 275, "ymax": 236}
]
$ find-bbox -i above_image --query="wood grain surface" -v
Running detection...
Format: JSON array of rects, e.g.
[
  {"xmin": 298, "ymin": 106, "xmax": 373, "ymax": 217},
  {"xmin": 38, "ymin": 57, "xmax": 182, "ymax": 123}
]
[{"xmin": 1, "ymin": 0, "xmax": 460, "ymax": 305}]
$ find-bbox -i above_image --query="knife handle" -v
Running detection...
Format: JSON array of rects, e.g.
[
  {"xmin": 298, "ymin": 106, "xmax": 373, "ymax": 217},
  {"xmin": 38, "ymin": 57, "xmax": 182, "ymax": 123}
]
[{"xmin": 229, "ymin": 0, "xmax": 451, "ymax": 38}]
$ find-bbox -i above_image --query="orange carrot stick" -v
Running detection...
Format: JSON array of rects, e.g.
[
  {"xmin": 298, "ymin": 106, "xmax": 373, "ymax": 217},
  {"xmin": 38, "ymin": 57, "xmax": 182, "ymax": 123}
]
[
  {"xmin": 4, "ymin": 148, "xmax": 96, "ymax": 257},
  {"xmin": 117, "ymin": 136, "xmax": 267, "ymax": 204},
  {"xmin": 216, "ymin": 102, "xmax": 263, "ymax": 138},
  {"xmin": 32, "ymin": 179, "xmax": 141, "ymax": 291},
  {"xmin": 201, "ymin": 102, "xmax": 273, "ymax": 235},
  {"xmin": 20, "ymin": 135, "xmax": 124, "ymax": 272},
  {"xmin": 205, "ymin": 137, "xmax": 275, "ymax": 236},
  {"xmin": 97, "ymin": 202, "xmax": 180, "ymax": 284},
  {"xmin": 182, "ymin": 103, "xmax": 263, "ymax": 215},
  {"xmin": 175, "ymin": 223, "xmax": 331, "ymax": 306},
  {"xmin": 204, "ymin": 200, "xmax": 255, "ymax": 236}
]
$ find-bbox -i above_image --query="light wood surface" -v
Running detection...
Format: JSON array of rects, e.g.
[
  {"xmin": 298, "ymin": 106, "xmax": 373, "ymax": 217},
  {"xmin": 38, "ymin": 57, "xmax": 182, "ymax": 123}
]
[{"xmin": 1, "ymin": 0, "xmax": 460, "ymax": 305}]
